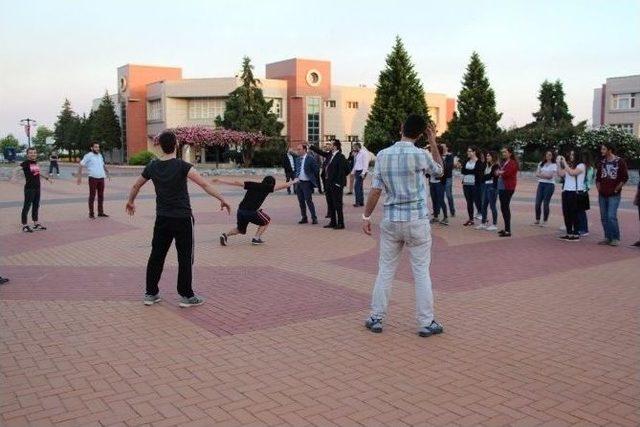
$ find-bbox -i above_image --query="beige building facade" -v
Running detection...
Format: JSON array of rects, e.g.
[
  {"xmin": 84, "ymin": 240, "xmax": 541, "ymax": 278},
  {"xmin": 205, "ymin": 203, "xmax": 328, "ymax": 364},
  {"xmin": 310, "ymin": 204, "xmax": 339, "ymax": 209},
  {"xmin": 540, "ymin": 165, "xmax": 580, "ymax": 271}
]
[{"xmin": 592, "ymin": 75, "xmax": 640, "ymax": 137}]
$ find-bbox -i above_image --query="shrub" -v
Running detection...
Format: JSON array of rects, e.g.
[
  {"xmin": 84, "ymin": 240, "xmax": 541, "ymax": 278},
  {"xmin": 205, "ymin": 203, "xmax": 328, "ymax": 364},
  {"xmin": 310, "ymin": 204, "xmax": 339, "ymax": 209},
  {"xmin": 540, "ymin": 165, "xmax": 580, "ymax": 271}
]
[
  {"xmin": 128, "ymin": 150, "xmax": 157, "ymax": 166},
  {"xmin": 251, "ymin": 140, "xmax": 287, "ymax": 167}
]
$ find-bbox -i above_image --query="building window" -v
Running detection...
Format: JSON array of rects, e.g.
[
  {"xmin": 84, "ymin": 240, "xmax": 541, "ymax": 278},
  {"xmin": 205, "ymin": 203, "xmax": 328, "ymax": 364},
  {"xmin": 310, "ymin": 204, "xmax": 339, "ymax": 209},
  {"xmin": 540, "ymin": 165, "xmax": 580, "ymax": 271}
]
[
  {"xmin": 188, "ymin": 98, "xmax": 226, "ymax": 119},
  {"xmin": 347, "ymin": 135, "xmax": 359, "ymax": 142},
  {"xmin": 611, "ymin": 123, "xmax": 634, "ymax": 134},
  {"xmin": 266, "ymin": 98, "xmax": 283, "ymax": 118},
  {"xmin": 147, "ymin": 100, "xmax": 162, "ymax": 121},
  {"xmin": 307, "ymin": 97, "xmax": 321, "ymax": 143},
  {"xmin": 612, "ymin": 93, "xmax": 637, "ymax": 110},
  {"xmin": 325, "ymin": 100, "xmax": 336, "ymax": 108},
  {"xmin": 347, "ymin": 101, "xmax": 359, "ymax": 109},
  {"xmin": 323, "ymin": 134, "xmax": 336, "ymax": 141}
]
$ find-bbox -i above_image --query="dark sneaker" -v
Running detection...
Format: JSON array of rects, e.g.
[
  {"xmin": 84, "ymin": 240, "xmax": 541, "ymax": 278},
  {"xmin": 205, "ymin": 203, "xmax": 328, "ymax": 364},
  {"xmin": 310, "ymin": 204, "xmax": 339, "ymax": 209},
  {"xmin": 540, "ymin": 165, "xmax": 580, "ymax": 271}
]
[
  {"xmin": 463, "ymin": 220, "xmax": 474, "ymax": 227},
  {"xmin": 0, "ymin": 277, "xmax": 9, "ymax": 285},
  {"xmin": 89, "ymin": 214, "xmax": 95, "ymax": 219},
  {"xmin": 632, "ymin": 240, "xmax": 640, "ymax": 247},
  {"xmin": 143, "ymin": 294, "xmax": 161, "ymax": 306},
  {"xmin": 498, "ymin": 230, "xmax": 511, "ymax": 237},
  {"xmin": 418, "ymin": 320, "xmax": 444, "ymax": 337},
  {"xmin": 568, "ymin": 235, "xmax": 580, "ymax": 242},
  {"xmin": 598, "ymin": 239, "xmax": 611, "ymax": 245},
  {"xmin": 312, "ymin": 219, "xmax": 318, "ymax": 225},
  {"xmin": 33, "ymin": 223, "xmax": 47, "ymax": 231},
  {"xmin": 220, "ymin": 233, "xmax": 228, "ymax": 246},
  {"xmin": 323, "ymin": 224, "xmax": 337, "ymax": 228},
  {"xmin": 179, "ymin": 295, "xmax": 205, "ymax": 308},
  {"xmin": 333, "ymin": 224, "xmax": 345, "ymax": 230},
  {"xmin": 558, "ymin": 234, "xmax": 572, "ymax": 241},
  {"xmin": 439, "ymin": 218, "xmax": 449, "ymax": 226},
  {"xmin": 97, "ymin": 213, "xmax": 109, "ymax": 218},
  {"xmin": 364, "ymin": 317, "xmax": 383, "ymax": 333},
  {"xmin": 251, "ymin": 238, "xmax": 264, "ymax": 245},
  {"xmin": 298, "ymin": 218, "xmax": 308, "ymax": 224},
  {"xmin": 609, "ymin": 239, "xmax": 620, "ymax": 247},
  {"xmin": 22, "ymin": 225, "xmax": 34, "ymax": 233}
]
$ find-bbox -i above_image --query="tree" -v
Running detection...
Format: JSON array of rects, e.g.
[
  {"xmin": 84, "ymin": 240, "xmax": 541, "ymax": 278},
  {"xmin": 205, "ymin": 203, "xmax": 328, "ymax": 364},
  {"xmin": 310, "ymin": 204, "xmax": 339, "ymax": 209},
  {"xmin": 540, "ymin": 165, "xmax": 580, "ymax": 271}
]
[
  {"xmin": 32, "ymin": 125, "xmax": 54, "ymax": 155},
  {"xmin": 54, "ymin": 99, "xmax": 79, "ymax": 160},
  {"xmin": 364, "ymin": 36, "xmax": 430, "ymax": 154},
  {"xmin": 533, "ymin": 80, "xmax": 573, "ymax": 127},
  {"xmin": 215, "ymin": 56, "xmax": 283, "ymax": 165},
  {"xmin": 0, "ymin": 134, "xmax": 21, "ymax": 152},
  {"xmin": 443, "ymin": 51, "xmax": 502, "ymax": 153},
  {"xmin": 576, "ymin": 126, "xmax": 639, "ymax": 160},
  {"xmin": 91, "ymin": 92, "xmax": 122, "ymax": 151}
]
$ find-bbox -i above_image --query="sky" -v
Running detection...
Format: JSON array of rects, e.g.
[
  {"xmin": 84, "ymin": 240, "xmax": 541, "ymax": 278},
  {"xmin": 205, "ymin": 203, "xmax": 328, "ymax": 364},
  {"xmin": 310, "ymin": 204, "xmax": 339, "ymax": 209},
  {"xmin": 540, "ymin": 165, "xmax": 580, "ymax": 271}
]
[{"xmin": 1, "ymin": 0, "xmax": 639, "ymax": 142}]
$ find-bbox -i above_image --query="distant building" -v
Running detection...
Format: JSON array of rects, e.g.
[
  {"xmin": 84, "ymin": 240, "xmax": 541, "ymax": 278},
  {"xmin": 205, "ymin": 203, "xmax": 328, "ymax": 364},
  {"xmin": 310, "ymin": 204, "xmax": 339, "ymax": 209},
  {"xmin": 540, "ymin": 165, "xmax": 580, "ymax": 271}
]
[
  {"xmin": 592, "ymin": 75, "xmax": 640, "ymax": 137},
  {"xmin": 111, "ymin": 59, "xmax": 456, "ymax": 163}
]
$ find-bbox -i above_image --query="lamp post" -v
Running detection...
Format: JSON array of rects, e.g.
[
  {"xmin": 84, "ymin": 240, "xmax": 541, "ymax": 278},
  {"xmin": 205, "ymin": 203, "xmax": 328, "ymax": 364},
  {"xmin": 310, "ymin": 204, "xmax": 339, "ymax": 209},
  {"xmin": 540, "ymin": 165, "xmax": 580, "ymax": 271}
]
[{"xmin": 20, "ymin": 118, "xmax": 37, "ymax": 148}]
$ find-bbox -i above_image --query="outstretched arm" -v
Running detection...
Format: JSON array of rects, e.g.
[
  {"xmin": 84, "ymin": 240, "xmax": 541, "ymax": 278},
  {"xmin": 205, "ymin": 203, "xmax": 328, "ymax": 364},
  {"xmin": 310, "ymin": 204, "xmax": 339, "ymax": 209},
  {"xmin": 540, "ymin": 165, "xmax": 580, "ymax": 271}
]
[
  {"xmin": 308, "ymin": 144, "xmax": 330, "ymax": 159},
  {"xmin": 211, "ymin": 177, "xmax": 245, "ymax": 187},
  {"xmin": 9, "ymin": 166, "xmax": 21, "ymax": 182},
  {"xmin": 274, "ymin": 178, "xmax": 299, "ymax": 191},
  {"xmin": 188, "ymin": 168, "xmax": 231, "ymax": 214},
  {"xmin": 125, "ymin": 176, "xmax": 149, "ymax": 215}
]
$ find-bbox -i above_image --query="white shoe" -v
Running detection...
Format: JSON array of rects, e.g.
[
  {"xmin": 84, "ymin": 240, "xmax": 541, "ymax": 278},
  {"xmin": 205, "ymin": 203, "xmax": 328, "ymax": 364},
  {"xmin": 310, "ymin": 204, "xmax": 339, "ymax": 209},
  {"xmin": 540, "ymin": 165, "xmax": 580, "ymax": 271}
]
[
  {"xmin": 540, "ymin": 221, "xmax": 548, "ymax": 227},
  {"xmin": 486, "ymin": 225, "xmax": 498, "ymax": 231},
  {"xmin": 531, "ymin": 221, "xmax": 540, "ymax": 227},
  {"xmin": 474, "ymin": 214, "xmax": 482, "ymax": 220},
  {"xmin": 474, "ymin": 223, "xmax": 487, "ymax": 230},
  {"xmin": 558, "ymin": 225, "xmax": 566, "ymax": 231}
]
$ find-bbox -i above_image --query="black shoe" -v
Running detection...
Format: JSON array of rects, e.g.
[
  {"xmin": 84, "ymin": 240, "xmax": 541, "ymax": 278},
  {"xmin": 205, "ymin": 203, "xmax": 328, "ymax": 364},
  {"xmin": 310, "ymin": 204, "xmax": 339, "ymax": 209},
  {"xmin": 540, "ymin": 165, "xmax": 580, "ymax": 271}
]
[
  {"xmin": 22, "ymin": 225, "xmax": 34, "ymax": 233},
  {"xmin": 334, "ymin": 224, "xmax": 345, "ymax": 230},
  {"xmin": 312, "ymin": 219, "xmax": 318, "ymax": 225},
  {"xmin": 418, "ymin": 320, "xmax": 444, "ymax": 337},
  {"xmin": 353, "ymin": 204, "xmax": 363, "ymax": 207},
  {"xmin": 325, "ymin": 214, "xmax": 331, "ymax": 218},
  {"xmin": 346, "ymin": 192, "xmax": 353, "ymax": 195},
  {"xmin": 33, "ymin": 223, "xmax": 47, "ymax": 231},
  {"xmin": 89, "ymin": 214, "xmax": 95, "ymax": 219},
  {"xmin": 298, "ymin": 218, "xmax": 308, "ymax": 224},
  {"xmin": 632, "ymin": 241, "xmax": 640, "ymax": 247},
  {"xmin": 498, "ymin": 230, "xmax": 511, "ymax": 237},
  {"xmin": 0, "ymin": 277, "xmax": 9, "ymax": 285},
  {"xmin": 251, "ymin": 238, "xmax": 265, "ymax": 245},
  {"xmin": 323, "ymin": 224, "xmax": 337, "ymax": 229},
  {"xmin": 97, "ymin": 213, "xmax": 109, "ymax": 218},
  {"xmin": 364, "ymin": 317, "xmax": 383, "ymax": 333},
  {"xmin": 557, "ymin": 234, "xmax": 572, "ymax": 241},
  {"xmin": 219, "ymin": 233, "xmax": 228, "ymax": 246}
]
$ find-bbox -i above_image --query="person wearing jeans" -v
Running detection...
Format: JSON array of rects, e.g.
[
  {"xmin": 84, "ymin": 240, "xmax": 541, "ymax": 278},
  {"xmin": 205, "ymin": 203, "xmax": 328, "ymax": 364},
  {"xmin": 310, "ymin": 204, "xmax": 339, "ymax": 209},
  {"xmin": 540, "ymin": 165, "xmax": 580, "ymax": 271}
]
[
  {"xmin": 460, "ymin": 147, "xmax": 483, "ymax": 226},
  {"xmin": 362, "ymin": 115, "xmax": 444, "ymax": 338},
  {"xmin": 596, "ymin": 142, "xmax": 629, "ymax": 246},
  {"xmin": 533, "ymin": 151, "xmax": 558, "ymax": 227},
  {"xmin": 476, "ymin": 151, "xmax": 499, "ymax": 231},
  {"xmin": 577, "ymin": 160, "xmax": 595, "ymax": 235},
  {"xmin": 496, "ymin": 147, "xmax": 519, "ymax": 237},
  {"xmin": 351, "ymin": 143, "xmax": 370, "ymax": 207},
  {"xmin": 77, "ymin": 142, "xmax": 110, "ymax": 219},
  {"xmin": 441, "ymin": 145, "xmax": 456, "ymax": 217},
  {"xmin": 11, "ymin": 147, "xmax": 50, "ymax": 233}
]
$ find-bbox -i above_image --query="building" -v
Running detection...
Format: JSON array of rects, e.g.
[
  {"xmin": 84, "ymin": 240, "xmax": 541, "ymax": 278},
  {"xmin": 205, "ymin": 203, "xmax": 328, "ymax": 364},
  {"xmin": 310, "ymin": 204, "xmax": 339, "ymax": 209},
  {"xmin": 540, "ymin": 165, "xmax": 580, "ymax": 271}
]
[
  {"xmin": 592, "ymin": 75, "xmax": 640, "ymax": 137},
  {"xmin": 113, "ymin": 59, "xmax": 456, "ymax": 163}
]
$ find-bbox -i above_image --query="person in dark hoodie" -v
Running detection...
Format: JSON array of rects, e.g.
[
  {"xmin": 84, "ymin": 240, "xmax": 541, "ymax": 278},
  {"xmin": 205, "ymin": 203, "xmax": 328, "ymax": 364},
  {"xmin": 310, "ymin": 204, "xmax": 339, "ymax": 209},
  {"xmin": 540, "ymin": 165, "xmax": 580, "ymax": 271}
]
[{"xmin": 458, "ymin": 146, "xmax": 483, "ymax": 226}]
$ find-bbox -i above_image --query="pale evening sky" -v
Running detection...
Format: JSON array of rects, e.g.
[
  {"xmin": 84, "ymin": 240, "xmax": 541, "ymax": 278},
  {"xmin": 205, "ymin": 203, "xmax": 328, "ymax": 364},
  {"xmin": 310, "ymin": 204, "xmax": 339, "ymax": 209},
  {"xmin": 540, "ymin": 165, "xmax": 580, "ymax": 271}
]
[{"xmin": 1, "ymin": 0, "xmax": 639, "ymax": 142}]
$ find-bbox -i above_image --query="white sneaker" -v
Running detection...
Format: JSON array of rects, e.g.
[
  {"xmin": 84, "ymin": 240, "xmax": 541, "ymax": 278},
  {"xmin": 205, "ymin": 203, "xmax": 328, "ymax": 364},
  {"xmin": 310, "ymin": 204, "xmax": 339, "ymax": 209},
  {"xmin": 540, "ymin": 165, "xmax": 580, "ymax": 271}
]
[
  {"xmin": 486, "ymin": 225, "xmax": 498, "ymax": 231},
  {"xmin": 540, "ymin": 221, "xmax": 548, "ymax": 228},
  {"xmin": 558, "ymin": 225, "xmax": 566, "ymax": 232},
  {"xmin": 474, "ymin": 223, "xmax": 487, "ymax": 230},
  {"xmin": 474, "ymin": 214, "xmax": 482, "ymax": 220}
]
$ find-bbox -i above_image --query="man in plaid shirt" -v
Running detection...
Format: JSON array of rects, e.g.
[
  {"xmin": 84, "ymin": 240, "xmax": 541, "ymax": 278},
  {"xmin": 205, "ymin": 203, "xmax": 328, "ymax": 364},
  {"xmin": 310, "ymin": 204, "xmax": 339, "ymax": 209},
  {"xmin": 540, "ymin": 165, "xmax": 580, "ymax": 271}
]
[{"xmin": 362, "ymin": 114, "xmax": 444, "ymax": 337}]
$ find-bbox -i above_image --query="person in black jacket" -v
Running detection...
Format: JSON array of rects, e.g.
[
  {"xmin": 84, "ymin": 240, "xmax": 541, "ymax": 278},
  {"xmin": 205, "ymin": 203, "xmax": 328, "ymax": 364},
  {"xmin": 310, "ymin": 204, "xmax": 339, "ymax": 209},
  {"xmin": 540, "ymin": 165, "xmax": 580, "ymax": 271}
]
[
  {"xmin": 476, "ymin": 151, "xmax": 500, "ymax": 231},
  {"xmin": 282, "ymin": 150, "xmax": 295, "ymax": 194},
  {"xmin": 441, "ymin": 144, "xmax": 456, "ymax": 217},
  {"xmin": 457, "ymin": 146, "xmax": 484, "ymax": 226},
  {"xmin": 312, "ymin": 139, "xmax": 347, "ymax": 229},
  {"xmin": 309, "ymin": 142, "xmax": 334, "ymax": 219}
]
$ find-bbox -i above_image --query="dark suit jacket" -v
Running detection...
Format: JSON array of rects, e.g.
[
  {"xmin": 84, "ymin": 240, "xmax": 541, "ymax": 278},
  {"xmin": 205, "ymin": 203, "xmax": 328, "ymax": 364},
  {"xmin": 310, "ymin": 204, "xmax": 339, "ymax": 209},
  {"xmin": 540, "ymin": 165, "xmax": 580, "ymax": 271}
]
[
  {"xmin": 294, "ymin": 153, "xmax": 320, "ymax": 188},
  {"xmin": 282, "ymin": 152, "xmax": 294, "ymax": 178},
  {"xmin": 308, "ymin": 145, "xmax": 331, "ymax": 180},
  {"xmin": 326, "ymin": 152, "xmax": 347, "ymax": 188}
]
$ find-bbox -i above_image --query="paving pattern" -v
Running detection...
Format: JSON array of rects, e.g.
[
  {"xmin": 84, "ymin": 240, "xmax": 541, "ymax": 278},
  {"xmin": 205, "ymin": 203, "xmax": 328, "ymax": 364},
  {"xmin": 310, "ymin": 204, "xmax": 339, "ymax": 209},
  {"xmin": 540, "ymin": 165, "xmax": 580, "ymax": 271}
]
[{"xmin": 1, "ymin": 170, "xmax": 639, "ymax": 426}]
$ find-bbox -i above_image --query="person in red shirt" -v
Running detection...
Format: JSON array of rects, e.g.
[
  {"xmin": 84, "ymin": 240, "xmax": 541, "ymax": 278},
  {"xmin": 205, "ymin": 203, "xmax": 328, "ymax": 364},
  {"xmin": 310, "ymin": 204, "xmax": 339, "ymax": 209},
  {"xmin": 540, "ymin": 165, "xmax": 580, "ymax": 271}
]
[
  {"xmin": 595, "ymin": 142, "xmax": 629, "ymax": 246},
  {"xmin": 496, "ymin": 147, "xmax": 519, "ymax": 237}
]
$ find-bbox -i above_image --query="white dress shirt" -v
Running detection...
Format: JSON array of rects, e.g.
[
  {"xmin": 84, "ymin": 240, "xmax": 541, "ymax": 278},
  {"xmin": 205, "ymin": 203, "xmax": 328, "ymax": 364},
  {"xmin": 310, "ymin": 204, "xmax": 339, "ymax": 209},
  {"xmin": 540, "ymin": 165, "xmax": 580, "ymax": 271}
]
[
  {"xmin": 299, "ymin": 154, "xmax": 310, "ymax": 181},
  {"xmin": 353, "ymin": 147, "xmax": 370, "ymax": 173}
]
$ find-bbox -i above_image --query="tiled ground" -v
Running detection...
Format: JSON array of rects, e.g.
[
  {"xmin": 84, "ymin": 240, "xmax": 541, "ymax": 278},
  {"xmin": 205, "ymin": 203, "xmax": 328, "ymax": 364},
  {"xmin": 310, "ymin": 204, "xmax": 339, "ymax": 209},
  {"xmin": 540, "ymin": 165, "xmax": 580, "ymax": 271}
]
[{"xmin": 1, "ymin": 168, "xmax": 639, "ymax": 427}]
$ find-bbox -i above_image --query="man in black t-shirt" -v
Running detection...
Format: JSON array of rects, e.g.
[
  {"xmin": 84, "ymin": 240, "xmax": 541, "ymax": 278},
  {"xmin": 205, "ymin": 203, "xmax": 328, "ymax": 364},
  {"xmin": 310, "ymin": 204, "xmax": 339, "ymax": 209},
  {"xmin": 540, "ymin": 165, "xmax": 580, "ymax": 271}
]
[
  {"xmin": 126, "ymin": 132, "xmax": 231, "ymax": 308},
  {"xmin": 216, "ymin": 176, "xmax": 297, "ymax": 246},
  {"xmin": 11, "ymin": 147, "xmax": 50, "ymax": 232}
]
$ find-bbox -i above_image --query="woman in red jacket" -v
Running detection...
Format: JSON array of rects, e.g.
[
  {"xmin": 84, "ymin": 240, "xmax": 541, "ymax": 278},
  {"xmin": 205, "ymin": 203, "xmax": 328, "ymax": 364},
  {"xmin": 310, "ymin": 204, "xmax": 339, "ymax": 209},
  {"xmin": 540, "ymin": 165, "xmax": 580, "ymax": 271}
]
[{"xmin": 496, "ymin": 147, "xmax": 519, "ymax": 237}]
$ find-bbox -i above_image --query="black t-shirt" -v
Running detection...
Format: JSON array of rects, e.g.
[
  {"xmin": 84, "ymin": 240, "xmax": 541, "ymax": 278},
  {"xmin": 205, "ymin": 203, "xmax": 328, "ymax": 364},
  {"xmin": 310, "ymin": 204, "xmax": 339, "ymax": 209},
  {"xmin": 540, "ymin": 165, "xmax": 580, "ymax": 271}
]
[
  {"xmin": 21, "ymin": 160, "xmax": 41, "ymax": 190},
  {"xmin": 142, "ymin": 158, "xmax": 193, "ymax": 218},
  {"xmin": 239, "ymin": 181, "xmax": 274, "ymax": 211}
]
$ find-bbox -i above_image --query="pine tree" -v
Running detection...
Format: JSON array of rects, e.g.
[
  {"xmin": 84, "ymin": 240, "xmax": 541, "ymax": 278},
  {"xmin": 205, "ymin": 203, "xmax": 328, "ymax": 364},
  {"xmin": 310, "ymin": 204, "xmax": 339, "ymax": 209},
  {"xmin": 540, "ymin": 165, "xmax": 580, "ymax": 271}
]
[
  {"xmin": 53, "ymin": 99, "xmax": 78, "ymax": 160},
  {"xmin": 32, "ymin": 125, "xmax": 54, "ymax": 155},
  {"xmin": 364, "ymin": 36, "xmax": 430, "ymax": 153},
  {"xmin": 444, "ymin": 52, "xmax": 502, "ymax": 153},
  {"xmin": 216, "ymin": 56, "xmax": 284, "ymax": 165},
  {"xmin": 533, "ymin": 80, "xmax": 573, "ymax": 126},
  {"xmin": 90, "ymin": 92, "xmax": 122, "ymax": 151}
]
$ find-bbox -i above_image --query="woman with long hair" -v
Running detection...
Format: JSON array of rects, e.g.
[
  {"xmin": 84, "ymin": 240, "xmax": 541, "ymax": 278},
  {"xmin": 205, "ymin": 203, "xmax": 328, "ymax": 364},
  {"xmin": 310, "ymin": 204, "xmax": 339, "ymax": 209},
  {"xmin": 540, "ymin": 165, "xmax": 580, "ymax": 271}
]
[
  {"xmin": 557, "ymin": 149, "xmax": 586, "ymax": 241},
  {"xmin": 476, "ymin": 151, "xmax": 499, "ymax": 231},
  {"xmin": 496, "ymin": 147, "xmax": 519, "ymax": 237},
  {"xmin": 577, "ymin": 151, "xmax": 596, "ymax": 236},
  {"xmin": 459, "ymin": 146, "xmax": 483, "ymax": 226},
  {"xmin": 533, "ymin": 150, "xmax": 558, "ymax": 227}
]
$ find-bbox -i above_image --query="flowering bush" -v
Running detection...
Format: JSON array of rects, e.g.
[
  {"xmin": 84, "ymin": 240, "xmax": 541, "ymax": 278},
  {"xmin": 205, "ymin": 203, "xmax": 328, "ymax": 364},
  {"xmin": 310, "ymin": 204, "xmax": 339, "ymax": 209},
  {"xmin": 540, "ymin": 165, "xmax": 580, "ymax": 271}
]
[{"xmin": 575, "ymin": 126, "xmax": 639, "ymax": 160}]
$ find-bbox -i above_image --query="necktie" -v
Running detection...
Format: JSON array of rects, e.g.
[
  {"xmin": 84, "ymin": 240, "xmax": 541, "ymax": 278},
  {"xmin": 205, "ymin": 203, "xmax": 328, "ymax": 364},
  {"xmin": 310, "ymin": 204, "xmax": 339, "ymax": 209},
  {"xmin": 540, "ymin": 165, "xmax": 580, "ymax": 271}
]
[{"xmin": 294, "ymin": 156, "xmax": 302, "ymax": 178}]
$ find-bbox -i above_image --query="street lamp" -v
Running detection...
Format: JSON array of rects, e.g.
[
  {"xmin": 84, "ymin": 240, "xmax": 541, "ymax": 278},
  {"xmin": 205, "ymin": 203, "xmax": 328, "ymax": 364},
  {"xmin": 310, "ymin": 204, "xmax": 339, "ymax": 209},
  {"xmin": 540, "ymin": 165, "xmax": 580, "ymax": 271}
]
[{"xmin": 20, "ymin": 118, "xmax": 37, "ymax": 148}]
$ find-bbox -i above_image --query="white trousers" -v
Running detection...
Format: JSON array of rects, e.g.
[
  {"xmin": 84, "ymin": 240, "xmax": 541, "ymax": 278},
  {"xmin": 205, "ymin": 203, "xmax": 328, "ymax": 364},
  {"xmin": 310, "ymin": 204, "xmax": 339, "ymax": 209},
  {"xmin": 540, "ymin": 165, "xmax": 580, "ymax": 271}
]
[{"xmin": 370, "ymin": 218, "xmax": 435, "ymax": 327}]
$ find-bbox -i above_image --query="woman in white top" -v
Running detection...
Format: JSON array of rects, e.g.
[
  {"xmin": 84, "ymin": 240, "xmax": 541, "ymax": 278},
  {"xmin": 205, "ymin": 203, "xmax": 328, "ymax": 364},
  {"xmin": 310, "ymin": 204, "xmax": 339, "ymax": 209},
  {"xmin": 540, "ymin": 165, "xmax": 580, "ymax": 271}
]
[
  {"xmin": 557, "ymin": 149, "xmax": 586, "ymax": 241},
  {"xmin": 533, "ymin": 150, "xmax": 558, "ymax": 226}
]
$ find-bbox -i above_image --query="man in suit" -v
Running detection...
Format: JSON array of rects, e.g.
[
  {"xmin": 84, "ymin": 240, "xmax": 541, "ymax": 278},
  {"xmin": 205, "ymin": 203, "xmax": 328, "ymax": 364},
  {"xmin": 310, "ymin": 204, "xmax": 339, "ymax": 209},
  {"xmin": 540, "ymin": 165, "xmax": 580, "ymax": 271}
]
[
  {"xmin": 322, "ymin": 140, "xmax": 347, "ymax": 229},
  {"xmin": 292, "ymin": 144, "xmax": 319, "ymax": 224},
  {"xmin": 309, "ymin": 142, "xmax": 333, "ymax": 219},
  {"xmin": 282, "ymin": 150, "xmax": 295, "ymax": 194}
]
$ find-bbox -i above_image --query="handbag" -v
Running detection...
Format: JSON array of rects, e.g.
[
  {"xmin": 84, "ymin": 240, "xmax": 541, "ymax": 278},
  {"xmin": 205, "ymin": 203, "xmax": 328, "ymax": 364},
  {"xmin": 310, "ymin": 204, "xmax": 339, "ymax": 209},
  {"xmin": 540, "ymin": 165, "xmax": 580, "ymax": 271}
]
[{"xmin": 575, "ymin": 173, "xmax": 590, "ymax": 211}]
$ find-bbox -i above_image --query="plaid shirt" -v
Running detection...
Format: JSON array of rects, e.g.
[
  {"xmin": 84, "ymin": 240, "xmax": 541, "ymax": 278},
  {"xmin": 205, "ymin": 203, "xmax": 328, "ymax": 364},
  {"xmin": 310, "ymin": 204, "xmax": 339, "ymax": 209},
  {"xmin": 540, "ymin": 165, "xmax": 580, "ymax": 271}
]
[{"xmin": 372, "ymin": 141, "xmax": 443, "ymax": 222}]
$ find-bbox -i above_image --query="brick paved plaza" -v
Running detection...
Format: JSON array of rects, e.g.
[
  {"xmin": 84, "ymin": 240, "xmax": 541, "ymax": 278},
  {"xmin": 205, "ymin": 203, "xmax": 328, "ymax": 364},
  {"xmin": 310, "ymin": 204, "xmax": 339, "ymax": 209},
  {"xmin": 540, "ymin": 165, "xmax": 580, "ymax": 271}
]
[{"xmin": 1, "ymin": 168, "xmax": 639, "ymax": 427}]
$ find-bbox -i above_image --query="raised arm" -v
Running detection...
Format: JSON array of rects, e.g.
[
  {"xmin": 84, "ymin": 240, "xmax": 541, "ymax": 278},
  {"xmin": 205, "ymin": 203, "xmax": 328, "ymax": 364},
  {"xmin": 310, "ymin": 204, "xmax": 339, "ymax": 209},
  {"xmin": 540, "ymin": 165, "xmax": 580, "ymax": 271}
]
[
  {"xmin": 274, "ymin": 178, "xmax": 299, "ymax": 191},
  {"xmin": 125, "ymin": 176, "xmax": 149, "ymax": 215},
  {"xmin": 308, "ymin": 144, "xmax": 330, "ymax": 159},
  {"xmin": 188, "ymin": 168, "xmax": 231, "ymax": 214}
]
